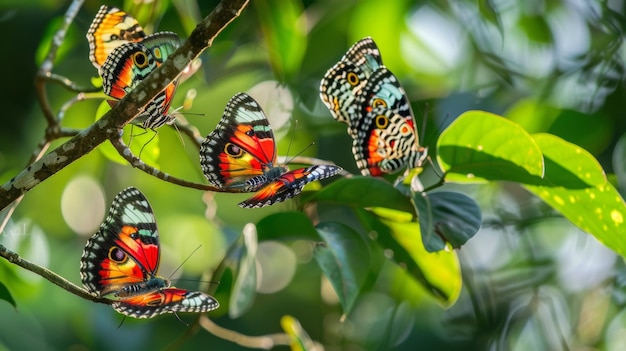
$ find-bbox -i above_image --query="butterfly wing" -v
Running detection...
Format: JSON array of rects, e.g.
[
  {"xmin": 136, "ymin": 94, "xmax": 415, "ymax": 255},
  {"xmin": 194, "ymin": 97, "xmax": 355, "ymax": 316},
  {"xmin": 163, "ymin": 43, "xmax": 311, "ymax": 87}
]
[
  {"xmin": 100, "ymin": 33, "xmax": 181, "ymax": 129},
  {"xmin": 353, "ymin": 67, "xmax": 426, "ymax": 176},
  {"xmin": 112, "ymin": 288, "xmax": 219, "ymax": 319},
  {"xmin": 87, "ymin": 5, "xmax": 146, "ymax": 69},
  {"xmin": 80, "ymin": 187, "xmax": 160, "ymax": 297},
  {"xmin": 320, "ymin": 37, "xmax": 383, "ymax": 128},
  {"xmin": 239, "ymin": 165, "xmax": 343, "ymax": 208},
  {"xmin": 200, "ymin": 93, "xmax": 278, "ymax": 192}
]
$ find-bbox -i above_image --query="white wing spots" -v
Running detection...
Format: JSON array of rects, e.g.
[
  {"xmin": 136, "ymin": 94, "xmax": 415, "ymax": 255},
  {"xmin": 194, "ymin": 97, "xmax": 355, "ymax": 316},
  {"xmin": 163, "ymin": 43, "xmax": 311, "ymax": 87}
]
[
  {"xmin": 553, "ymin": 195, "xmax": 565, "ymax": 206},
  {"xmin": 137, "ymin": 91, "xmax": 147, "ymax": 100},
  {"xmin": 611, "ymin": 210, "xmax": 624, "ymax": 226},
  {"xmin": 63, "ymin": 142, "xmax": 76, "ymax": 151},
  {"xmin": 594, "ymin": 207, "xmax": 603, "ymax": 219}
]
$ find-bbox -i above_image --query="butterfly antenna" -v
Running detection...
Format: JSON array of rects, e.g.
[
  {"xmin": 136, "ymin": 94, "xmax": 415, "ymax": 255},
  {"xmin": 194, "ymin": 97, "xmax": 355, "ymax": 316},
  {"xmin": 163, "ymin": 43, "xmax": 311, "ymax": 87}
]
[
  {"xmin": 167, "ymin": 244, "xmax": 203, "ymax": 280},
  {"xmin": 173, "ymin": 312, "xmax": 189, "ymax": 326},
  {"xmin": 420, "ymin": 102, "xmax": 429, "ymax": 144},
  {"xmin": 138, "ymin": 129, "xmax": 158, "ymax": 159},
  {"xmin": 285, "ymin": 141, "xmax": 316, "ymax": 165},
  {"xmin": 284, "ymin": 119, "xmax": 298, "ymax": 162},
  {"xmin": 116, "ymin": 315, "xmax": 127, "ymax": 329}
]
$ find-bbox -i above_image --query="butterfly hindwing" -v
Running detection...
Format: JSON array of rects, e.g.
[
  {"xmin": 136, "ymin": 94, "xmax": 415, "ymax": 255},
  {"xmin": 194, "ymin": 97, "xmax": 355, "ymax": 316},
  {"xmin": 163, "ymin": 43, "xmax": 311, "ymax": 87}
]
[
  {"xmin": 200, "ymin": 93, "xmax": 342, "ymax": 208},
  {"xmin": 238, "ymin": 165, "xmax": 342, "ymax": 208},
  {"xmin": 353, "ymin": 68, "xmax": 425, "ymax": 176},
  {"xmin": 87, "ymin": 5, "xmax": 147, "ymax": 70},
  {"xmin": 113, "ymin": 288, "xmax": 219, "ymax": 319},
  {"xmin": 79, "ymin": 187, "xmax": 219, "ymax": 318}
]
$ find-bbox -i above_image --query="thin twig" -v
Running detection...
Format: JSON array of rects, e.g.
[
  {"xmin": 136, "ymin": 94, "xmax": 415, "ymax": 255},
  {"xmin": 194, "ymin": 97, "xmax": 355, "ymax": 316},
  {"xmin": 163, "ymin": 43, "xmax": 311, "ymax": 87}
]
[
  {"xmin": 109, "ymin": 133, "xmax": 218, "ymax": 191},
  {"xmin": 45, "ymin": 72, "xmax": 102, "ymax": 93},
  {"xmin": 0, "ymin": 245, "xmax": 109, "ymax": 304},
  {"xmin": 198, "ymin": 315, "xmax": 292, "ymax": 349},
  {"xmin": 35, "ymin": 0, "xmax": 85, "ymax": 125}
]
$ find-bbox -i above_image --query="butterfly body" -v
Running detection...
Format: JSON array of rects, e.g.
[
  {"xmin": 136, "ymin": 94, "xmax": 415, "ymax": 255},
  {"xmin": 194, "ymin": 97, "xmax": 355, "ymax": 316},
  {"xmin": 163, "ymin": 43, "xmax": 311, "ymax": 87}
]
[
  {"xmin": 200, "ymin": 93, "xmax": 342, "ymax": 208},
  {"xmin": 320, "ymin": 37, "xmax": 427, "ymax": 176},
  {"xmin": 80, "ymin": 187, "xmax": 219, "ymax": 319}
]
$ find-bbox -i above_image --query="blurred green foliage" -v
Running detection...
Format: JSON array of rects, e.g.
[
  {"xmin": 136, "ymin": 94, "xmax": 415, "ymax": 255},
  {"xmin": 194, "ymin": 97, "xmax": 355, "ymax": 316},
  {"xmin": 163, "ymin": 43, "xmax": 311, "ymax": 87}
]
[{"xmin": 1, "ymin": 0, "xmax": 626, "ymax": 350}]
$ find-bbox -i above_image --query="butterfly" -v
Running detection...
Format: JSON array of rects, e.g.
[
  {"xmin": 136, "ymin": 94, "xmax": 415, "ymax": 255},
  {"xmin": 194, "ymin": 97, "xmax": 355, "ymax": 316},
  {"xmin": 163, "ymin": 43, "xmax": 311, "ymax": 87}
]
[
  {"xmin": 100, "ymin": 33, "xmax": 182, "ymax": 129},
  {"xmin": 87, "ymin": 5, "xmax": 147, "ymax": 70},
  {"xmin": 80, "ymin": 187, "xmax": 219, "ymax": 318},
  {"xmin": 320, "ymin": 37, "xmax": 428, "ymax": 177},
  {"xmin": 199, "ymin": 93, "xmax": 342, "ymax": 208},
  {"xmin": 87, "ymin": 5, "xmax": 182, "ymax": 130}
]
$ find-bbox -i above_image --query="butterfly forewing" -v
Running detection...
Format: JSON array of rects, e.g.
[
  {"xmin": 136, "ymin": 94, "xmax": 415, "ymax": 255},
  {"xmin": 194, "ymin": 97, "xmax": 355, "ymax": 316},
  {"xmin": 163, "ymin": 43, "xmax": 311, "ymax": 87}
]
[
  {"xmin": 320, "ymin": 37, "xmax": 383, "ymax": 127},
  {"xmin": 80, "ymin": 187, "xmax": 159, "ymax": 296},
  {"xmin": 87, "ymin": 5, "xmax": 147, "ymax": 70},
  {"xmin": 200, "ymin": 93, "xmax": 277, "ymax": 191}
]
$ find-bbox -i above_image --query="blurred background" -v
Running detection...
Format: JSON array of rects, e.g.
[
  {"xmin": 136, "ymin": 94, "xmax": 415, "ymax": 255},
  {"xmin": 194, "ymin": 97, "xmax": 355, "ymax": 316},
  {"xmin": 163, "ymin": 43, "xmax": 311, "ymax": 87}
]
[{"xmin": 1, "ymin": 0, "xmax": 626, "ymax": 350}]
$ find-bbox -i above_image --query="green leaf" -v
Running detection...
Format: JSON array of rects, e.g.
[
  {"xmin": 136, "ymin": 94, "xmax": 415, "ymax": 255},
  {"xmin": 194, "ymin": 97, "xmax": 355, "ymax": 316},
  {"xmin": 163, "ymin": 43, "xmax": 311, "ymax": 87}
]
[
  {"xmin": 478, "ymin": 0, "xmax": 503, "ymax": 35},
  {"xmin": 95, "ymin": 101, "xmax": 161, "ymax": 167},
  {"xmin": 255, "ymin": 0, "xmax": 307, "ymax": 82},
  {"xmin": 524, "ymin": 133, "xmax": 626, "ymax": 256},
  {"xmin": 412, "ymin": 191, "xmax": 482, "ymax": 252},
  {"xmin": 0, "ymin": 282, "xmax": 16, "ymax": 310},
  {"xmin": 256, "ymin": 212, "xmax": 320, "ymax": 241},
  {"xmin": 517, "ymin": 15, "xmax": 553, "ymax": 45},
  {"xmin": 437, "ymin": 110, "xmax": 545, "ymax": 183},
  {"xmin": 309, "ymin": 177, "xmax": 415, "ymax": 214},
  {"xmin": 314, "ymin": 222, "xmax": 369, "ymax": 316},
  {"xmin": 229, "ymin": 224, "xmax": 258, "ymax": 319},
  {"xmin": 356, "ymin": 209, "xmax": 461, "ymax": 306}
]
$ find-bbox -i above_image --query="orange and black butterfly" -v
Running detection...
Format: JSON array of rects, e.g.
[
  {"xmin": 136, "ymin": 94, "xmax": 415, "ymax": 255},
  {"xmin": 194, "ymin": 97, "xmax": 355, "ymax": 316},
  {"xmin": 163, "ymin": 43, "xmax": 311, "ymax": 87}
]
[{"xmin": 79, "ymin": 187, "xmax": 219, "ymax": 318}]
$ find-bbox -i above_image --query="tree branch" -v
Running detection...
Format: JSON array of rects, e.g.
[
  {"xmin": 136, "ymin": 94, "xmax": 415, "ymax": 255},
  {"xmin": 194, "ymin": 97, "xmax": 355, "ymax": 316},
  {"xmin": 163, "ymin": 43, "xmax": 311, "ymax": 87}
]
[{"xmin": 0, "ymin": 0, "xmax": 250, "ymax": 210}]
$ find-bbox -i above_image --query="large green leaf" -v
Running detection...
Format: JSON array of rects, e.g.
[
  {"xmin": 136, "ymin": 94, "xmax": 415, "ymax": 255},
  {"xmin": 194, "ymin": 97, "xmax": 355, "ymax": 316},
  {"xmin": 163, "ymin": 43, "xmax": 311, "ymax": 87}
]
[
  {"xmin": 356, "ymin": 209, "xmax": 461, "ymax": 306},
  {"xmin": 524, "ymin": 133, "xmax": 626, "ymax": 256},
  {"xmin": 0, "ymin": 281, "xmax": 16, "ymax": 310},
  {"xmin": 437, "ymin": 110, "xmax": 544, "ymax": 183},
  {"xmin": 255, "ymin": 0, "xmax": 306, "ymax": 82},
  {"xmin": 314, "ymin": 222, "xmax": 369, "ymax": 316},
  {"xmin": 256, "ymin": 212, "xmax": 320, "ymax": 241},
  {"xmin": 412, "ymin": 191, "xmax": 482, "ymax": 252},
  {"xmin": 309, "ymin": 177, "xmax": 415, "ymax": 214}
]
